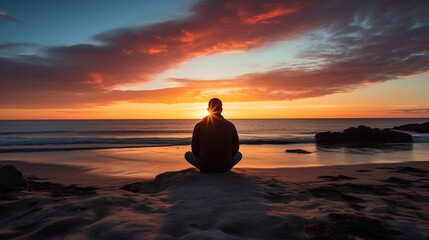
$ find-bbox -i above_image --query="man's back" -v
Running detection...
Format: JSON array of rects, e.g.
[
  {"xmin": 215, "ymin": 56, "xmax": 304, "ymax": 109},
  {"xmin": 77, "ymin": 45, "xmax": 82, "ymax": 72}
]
[{"xmin": 192, "ymin": 114, "xmax": 239, "ymax": 173}]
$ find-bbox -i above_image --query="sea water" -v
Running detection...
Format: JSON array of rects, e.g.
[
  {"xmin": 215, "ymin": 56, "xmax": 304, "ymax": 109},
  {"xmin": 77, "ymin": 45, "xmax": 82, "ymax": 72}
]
[{"xmin": 0, "ymin": 119, "xmax": 428, "ymax": 178}]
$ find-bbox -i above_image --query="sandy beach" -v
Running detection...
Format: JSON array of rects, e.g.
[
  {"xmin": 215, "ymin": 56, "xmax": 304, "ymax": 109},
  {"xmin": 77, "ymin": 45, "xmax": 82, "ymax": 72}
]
[{"xmin": 1, "ymin": 161, "xmax": 428, "ymax": 240}]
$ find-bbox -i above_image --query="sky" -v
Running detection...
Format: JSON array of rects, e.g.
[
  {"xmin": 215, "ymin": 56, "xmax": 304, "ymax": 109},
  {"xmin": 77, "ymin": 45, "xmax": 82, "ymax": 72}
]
[{"xmin": 0, "ymin": 0, "xmax": 428, "ymax": 119}]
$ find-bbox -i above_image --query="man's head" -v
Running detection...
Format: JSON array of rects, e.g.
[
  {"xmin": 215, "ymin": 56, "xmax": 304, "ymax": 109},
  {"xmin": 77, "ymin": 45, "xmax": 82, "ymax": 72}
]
[{"xmin": 208, "ymin": 98, "xmax": 222, "ymax": 114}]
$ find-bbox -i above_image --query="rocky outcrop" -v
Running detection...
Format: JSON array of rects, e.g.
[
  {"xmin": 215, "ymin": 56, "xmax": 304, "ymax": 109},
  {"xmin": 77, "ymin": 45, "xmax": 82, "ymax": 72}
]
[
  {"xmin": 393, "ymin": 121, "xmax": 429, "ymax": 133},
  {"xmin": 315, "ymin": 125, "xmax": 413, "ymax": 144},
  {"xmin": 0, "ymin": 165, "xmax": 28, "ymax": 192}
]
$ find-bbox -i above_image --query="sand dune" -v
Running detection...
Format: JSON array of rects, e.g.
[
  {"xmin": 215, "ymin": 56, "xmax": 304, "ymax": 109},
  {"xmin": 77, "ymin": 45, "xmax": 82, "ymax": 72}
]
[{"xmin": 1, "ymin": 161, "xmax": 429, "ymax": 239}]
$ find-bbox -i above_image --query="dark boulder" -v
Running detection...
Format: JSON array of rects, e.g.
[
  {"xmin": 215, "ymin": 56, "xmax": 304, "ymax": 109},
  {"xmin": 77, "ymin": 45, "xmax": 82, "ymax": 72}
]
[
  {"xmin": 315, "ymin": 125, "xmax": 413, "ymax": 144},
  {"xmin": 393, "ymin": 121, "xmax": 429, "ymax": 133},
  {"xmin": 285, "ymin": 149, "xmax": 312, "ymax": 154},
  {"xmin": 0, "ymin": 165, "xmax": 28, "ymax": 192},
  {"xmin": 120, "ymin": 182, "xmax": 143, "ymax": 193}
]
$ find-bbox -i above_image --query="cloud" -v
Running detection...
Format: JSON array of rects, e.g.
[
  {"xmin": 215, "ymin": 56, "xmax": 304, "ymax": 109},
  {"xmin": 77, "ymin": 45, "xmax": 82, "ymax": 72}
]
[
  {"xmin": 0, "ymin": 42, "xmax": 36, "ymax": 49},
  {"xmin": 0, "ymin": 10, "xmax": 23, "ymax": 24},
  {"xmin": 389, "ymin": 108, "xmax": 429, "ymax": 114},
  {"xmin": 0, "ymin": 0, "xmax": 428, "ymax": 108},
  {"xmin": 0, "ymin": 42, "xmax": 39, "ymax": 58}
]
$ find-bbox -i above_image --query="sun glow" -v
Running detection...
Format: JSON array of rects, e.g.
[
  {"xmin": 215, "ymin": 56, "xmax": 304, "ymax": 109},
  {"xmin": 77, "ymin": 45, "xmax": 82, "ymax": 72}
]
[{"xmin": 198, "ymin": 109, "xmax": 210, "ymax": 119}]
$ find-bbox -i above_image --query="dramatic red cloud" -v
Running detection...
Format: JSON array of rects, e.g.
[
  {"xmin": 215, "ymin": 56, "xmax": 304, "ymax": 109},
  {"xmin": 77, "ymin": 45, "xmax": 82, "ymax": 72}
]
[
  {"xmin": 0, "ymin": 0, "xmax": 428, "ymax": 108},
  {"xmin": 145, "ymin": 45, "xmax": 168, "ymax": 55},
  {"xmin": 238, "ymin": 5, "xmax": 298, "ymax": 24}
]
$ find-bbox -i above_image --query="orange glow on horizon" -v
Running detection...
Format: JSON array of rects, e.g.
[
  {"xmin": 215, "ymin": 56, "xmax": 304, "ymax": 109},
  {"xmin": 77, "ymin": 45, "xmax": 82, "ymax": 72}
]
[
  {"xmin": 1, "ymin": 100, "xmax": 428, "ymax": 120},
  {"xmin": 1, "ymin": 72, "xmax": 428, "ymax": 120}
]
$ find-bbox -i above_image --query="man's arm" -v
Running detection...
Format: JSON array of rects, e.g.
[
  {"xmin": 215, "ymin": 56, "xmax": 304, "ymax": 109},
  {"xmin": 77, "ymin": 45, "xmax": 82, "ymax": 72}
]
[
  {"xmin": 231, "ymin": 125, "xmax": 239, "ymax": 155},
  {"xmin": 191, "ymin": 123, "xmax": 200, "ymax": 156}
]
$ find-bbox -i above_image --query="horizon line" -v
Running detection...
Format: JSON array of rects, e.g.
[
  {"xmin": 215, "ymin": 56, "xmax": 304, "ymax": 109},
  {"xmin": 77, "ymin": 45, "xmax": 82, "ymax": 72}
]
[{"xmin": 1, "ymin": 117, "xmax": 429, "ymax": 121}]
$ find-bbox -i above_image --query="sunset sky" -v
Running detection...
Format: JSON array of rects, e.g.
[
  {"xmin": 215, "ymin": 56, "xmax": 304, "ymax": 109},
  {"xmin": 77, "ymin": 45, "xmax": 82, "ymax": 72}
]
[{"xmin": 1, "ymin": 0, "xmax": 428, "ymax": 119}]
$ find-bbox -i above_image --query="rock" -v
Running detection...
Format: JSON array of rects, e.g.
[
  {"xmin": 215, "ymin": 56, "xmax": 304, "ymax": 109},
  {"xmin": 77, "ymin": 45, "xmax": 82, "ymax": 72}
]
[
  {"xmin": 29, "ymin": 180, "xmax": 97, "ymax": 197},
  {"xmin": 285, "ymin": 149, "xmax": 311, "ymax": 154},
  {"xmin": 393, "ymin": 121, "xmax": 429, "ymax": 133},
  {"xmin": 304, "ymin": 213, "xmax": 402, "ymax": 240},
  {"xmin": 120, "ymin": 168, "xmax": 200, "ymax": 193},
  {"xmin": 120, "ymin": 182, "xmax": 143, "ymax": 193},
  {"xmin": 0, "ymin": 165, "xmax": 28, "ymax": 192},
  {"xmin": 318, "ymin": 175, "xmax": 357, "ymax": 181},
  {"xmin": 315, "ymin": 125, "xmax": 413, "ymax": 144},
  {"xmin": 382, "ymin": 177, "xmax": 413, "ymax": 185}
]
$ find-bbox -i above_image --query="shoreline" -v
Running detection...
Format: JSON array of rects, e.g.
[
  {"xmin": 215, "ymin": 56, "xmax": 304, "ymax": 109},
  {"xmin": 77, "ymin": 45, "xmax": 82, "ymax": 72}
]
[
  {"xmin": 2, "ymin": 143, "xmax": 429, "ymax": 180},
  {"xmin": 1, "ymin": 159, "xmax": 429, "ymax": 186}
]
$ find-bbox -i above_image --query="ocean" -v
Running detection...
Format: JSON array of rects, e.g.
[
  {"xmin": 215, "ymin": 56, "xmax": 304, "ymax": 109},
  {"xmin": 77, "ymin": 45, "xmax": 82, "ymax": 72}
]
[
  {"xmin": 1, "ymin": 118, "xmax": 429, "ymax": 152},
  {"xmin": 1, "ymin": 119, "xmax": 428, "ymax": 178}
]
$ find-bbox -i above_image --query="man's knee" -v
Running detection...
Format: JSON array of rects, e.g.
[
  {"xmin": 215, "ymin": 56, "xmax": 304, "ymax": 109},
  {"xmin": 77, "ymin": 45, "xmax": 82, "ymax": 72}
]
[
  {"xmin": 184, "ymin": 151, "xmax": 194, "ymax": 161},
  {"xmin": 233, "ymin": 152, "xmax": 242, "ymax": 161},
  {"xmin": 231, "ymin": 152, "xmax": 242, "ymax": 167},
  {"xmin": 185, "ymin": 151, "xmax": 199, "ymax": 168}
]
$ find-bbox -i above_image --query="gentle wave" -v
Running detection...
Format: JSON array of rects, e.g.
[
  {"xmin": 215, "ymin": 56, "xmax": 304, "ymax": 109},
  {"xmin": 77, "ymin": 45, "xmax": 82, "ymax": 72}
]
[
  {"xmin": 0, "ymin": 132, "xmax": 428, "ymax": 153},
  {"xmin": 0, "ymin": 136, "xmax": 316, "ymax": 153},
  {"xmin": 0, "ymin": 145, "xmax": 151, "ymax": 153},
  {"xmin": 0, "ymin": 131, "xmax": 69, "ymax": 135},
  {"xmin": 0, "ymin": 137, "xmax": 192, "ymax": 146},
  {"xmin": 412, "ymin": 135, "xmax": 429, "ymax": 143},
  {"xmin": 0, "ymin": 130, "xmax": 192, "ymax": 135},
  {"xmin": 2, "ymin": 134, "xmax": 429, "ymax": 147},
  {"xmin": 0, "ymin": 136, "xmax": 314, "ymax": 146},
  {"xmin": 241, "ymin": 137, "xmax": 314, "ymax": 144}
]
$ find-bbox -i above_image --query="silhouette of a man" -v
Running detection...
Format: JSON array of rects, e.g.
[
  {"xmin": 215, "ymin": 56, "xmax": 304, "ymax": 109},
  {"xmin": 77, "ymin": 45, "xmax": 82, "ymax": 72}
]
[{"xmin": 185, "ymin": 98, "xmax": 242, "ymax": 173}]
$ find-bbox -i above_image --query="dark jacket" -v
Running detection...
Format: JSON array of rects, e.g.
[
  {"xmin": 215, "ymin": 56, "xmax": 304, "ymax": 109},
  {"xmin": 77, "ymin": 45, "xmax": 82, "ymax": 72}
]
[{"xmin": 191, "ymin": 114, "xmax": 239, "ymax": 173}]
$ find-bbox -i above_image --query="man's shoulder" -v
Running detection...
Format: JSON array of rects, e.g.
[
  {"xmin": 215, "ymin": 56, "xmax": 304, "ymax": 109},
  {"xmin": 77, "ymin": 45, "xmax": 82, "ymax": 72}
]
[
  {"xmin": 221, "ymin": 118, "xmax": 237, "ymax": 130},
  {"xmin": 194, "ymin": 120, "xmax": 204, "ymax": 128},
  {"xmin": 223, "ymin": 118, "xmax": 235, "ymax": 125}
]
